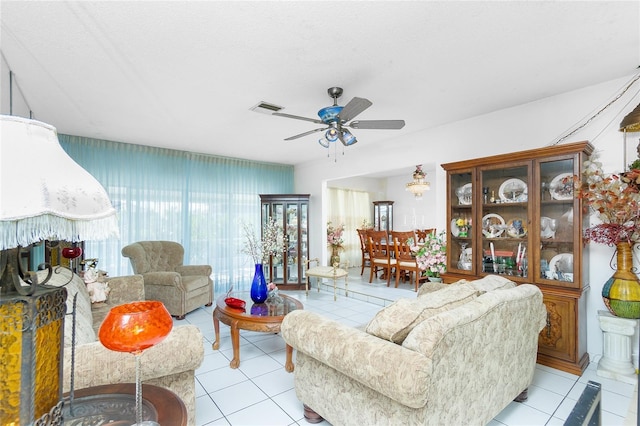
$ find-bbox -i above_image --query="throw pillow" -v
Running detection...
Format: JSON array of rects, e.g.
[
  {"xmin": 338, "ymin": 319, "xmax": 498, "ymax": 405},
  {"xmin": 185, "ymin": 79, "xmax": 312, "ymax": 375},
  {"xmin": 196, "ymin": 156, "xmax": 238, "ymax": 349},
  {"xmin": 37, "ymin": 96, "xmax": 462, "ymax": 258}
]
[
  {"xmin": 365, "ymin": 284, "xmax": 479, "ymax": 344},
  {"xmin": 37, "ymin": 269, "xmax": 96, "ymax": 347},
  {"xmin": 417, "ymin": 279, "xmax": 469, "ymax": 297},
  {"xmin": 468, "ymin": 274, "xmax": 515, "ymax": 292}
]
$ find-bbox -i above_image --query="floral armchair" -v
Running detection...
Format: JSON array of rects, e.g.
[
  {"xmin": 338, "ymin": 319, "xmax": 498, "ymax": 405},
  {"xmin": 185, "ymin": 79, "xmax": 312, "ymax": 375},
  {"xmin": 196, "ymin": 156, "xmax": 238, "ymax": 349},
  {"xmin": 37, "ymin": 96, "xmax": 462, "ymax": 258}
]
[{"xmin": 121, "ymin": 241, "xmax": 213, "ymax": 319}]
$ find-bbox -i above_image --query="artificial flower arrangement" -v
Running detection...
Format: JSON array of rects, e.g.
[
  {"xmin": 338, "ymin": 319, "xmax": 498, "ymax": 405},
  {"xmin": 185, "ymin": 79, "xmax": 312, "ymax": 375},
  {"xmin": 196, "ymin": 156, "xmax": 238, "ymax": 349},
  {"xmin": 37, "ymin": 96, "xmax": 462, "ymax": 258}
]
[
  {"xmin": 327, "ymin": 221, "xmax": 345, "ymax": 249},
  {"xmin": 268, "ymin": 282, "xmax": 278, "ymax": 294},
  {"xmin": 574, "ymin": 159, "xmax": 640, "ymax": 245},
  {"xmin": 241, "ymin": 217, "xmax": 286, "ymax": 264},
  {"xmin": 265, "ymin": 281, "xmax": 283, "ymax": 303},
  {"xmin": 454, "ymin": 217, "xmax": 471, "ymax": 238},
  {"xmin": 411, "ymin": 230, "xmax": 447, "ymax": 278},
  {"xmin": 360, "ymin": 218, "xmax": 374, "ymax": 229}
]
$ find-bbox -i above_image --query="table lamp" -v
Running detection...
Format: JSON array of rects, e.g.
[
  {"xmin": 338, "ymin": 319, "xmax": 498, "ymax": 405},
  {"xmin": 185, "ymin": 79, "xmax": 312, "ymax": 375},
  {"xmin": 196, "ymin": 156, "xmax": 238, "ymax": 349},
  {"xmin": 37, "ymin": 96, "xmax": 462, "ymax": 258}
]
[
  {"xmin": 98, "ymin": 301, "xmax": 173, "ymax": 426},
  {"xmin": 0, "ymin": 115, "xmax": 119, "ymax": 425}
]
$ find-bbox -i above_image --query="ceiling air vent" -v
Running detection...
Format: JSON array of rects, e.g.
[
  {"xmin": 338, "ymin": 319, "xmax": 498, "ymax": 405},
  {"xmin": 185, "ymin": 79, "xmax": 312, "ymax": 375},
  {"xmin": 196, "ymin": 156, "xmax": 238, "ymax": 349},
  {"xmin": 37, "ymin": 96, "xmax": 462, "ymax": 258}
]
[{"xmin": 250, "ymin": 102, "xmax": 283, "ymax": 114}]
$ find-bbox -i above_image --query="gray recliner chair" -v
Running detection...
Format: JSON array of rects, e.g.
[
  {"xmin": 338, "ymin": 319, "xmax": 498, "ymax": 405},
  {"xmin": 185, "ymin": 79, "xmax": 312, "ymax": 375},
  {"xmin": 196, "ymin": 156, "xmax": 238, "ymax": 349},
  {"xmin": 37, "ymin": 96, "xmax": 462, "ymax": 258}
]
[{"xmin": 121, "ymin": 241, "xmax": 213, "ymax": 319}]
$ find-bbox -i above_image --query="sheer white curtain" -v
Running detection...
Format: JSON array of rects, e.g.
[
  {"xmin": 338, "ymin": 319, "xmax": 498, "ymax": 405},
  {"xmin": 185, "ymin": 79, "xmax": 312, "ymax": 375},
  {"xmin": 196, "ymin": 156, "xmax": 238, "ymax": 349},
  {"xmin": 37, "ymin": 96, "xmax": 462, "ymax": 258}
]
[
  {"xmin": 59, "ymin": 135, "xmax": 293, "ymax": 294},
  {"xmin": 327, "ymin": 187, "xmax": 372, "ymax": 267}
]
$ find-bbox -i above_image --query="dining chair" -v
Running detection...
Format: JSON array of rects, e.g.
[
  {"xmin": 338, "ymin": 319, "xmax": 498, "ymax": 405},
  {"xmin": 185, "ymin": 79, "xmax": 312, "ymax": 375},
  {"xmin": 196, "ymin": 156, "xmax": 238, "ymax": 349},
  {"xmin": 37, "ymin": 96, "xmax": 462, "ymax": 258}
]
[
  {"xmin": 367, "ymin": 230, "xmax": 396, "ymax": 286},
  {"xmin": 356, "ymin": 229, "xmax": 371, "ymax": 275},
  {"xmin": 416, "ymin": 228, "xmax": 436, "ymax": 243},
  {"xmin": 390, "ymin": 230, "xmax": 425, "ymax": 291}
]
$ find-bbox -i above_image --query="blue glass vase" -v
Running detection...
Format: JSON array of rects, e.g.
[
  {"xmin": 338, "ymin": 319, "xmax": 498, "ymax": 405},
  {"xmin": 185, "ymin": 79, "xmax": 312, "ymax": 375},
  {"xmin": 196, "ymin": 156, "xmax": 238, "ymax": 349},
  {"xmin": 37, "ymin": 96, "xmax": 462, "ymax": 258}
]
[{"xmin": 250, "ymin": 263, "xmax": 268, "ymax": 303}]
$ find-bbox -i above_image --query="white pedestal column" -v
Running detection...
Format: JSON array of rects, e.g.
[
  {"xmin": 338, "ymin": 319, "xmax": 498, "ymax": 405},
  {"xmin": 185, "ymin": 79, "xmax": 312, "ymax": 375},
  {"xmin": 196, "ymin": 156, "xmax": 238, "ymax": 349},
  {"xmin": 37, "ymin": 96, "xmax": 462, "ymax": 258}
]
[{"xmin": 597, "ymin": 310, "xmax": 637, "ymax": 385}]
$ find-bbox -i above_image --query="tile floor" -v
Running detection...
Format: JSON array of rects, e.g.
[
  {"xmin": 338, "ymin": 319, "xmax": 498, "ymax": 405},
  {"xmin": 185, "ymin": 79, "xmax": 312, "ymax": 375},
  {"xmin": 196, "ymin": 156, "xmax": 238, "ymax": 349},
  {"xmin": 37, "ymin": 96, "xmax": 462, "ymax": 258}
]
[{"xmin": 179, "ymin": 268, "xmax": 637, "ymax": 426}]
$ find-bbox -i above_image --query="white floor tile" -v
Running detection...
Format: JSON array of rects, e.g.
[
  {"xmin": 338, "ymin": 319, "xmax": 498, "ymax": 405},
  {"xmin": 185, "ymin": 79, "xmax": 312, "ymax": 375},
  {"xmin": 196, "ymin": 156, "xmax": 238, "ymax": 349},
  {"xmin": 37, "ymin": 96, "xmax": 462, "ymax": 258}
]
[
  {"xmin": 195, "ymin": 377, "xmax": 207, "ymax": 398},
  {"xmin": 224, "ymin": 399, "xmax": 294, "ymax": 426},
  {"xmin": 271, "ymin": 388, "xmax": 305, "ymax": 423},
  {"xmin": 237, "ymin": 353, "xmax": 283, "ymax": 378},
  {"xmin": 195, "ymin": 394, "xmax": 225, "ymax": 426},
  {"xmin": 602, "ymin": 388, "xmax": 633, "ymax": 417},
  {"xmin": 493, "ymin": 400, "xmax": 551, "ymax": 425},
  {"xmin": 198, "ymin": 366, "xmax": 248, "ymax": 394},
  {"xmin": 522, "ymin": 385, "xmax": 566, "ymax": 415},
  {"xmin": 531, "ymin": 368, "xmax": 577, "ymax": 396},
  {"xmin": 267, "ymin": 347, "xmax": 288, "ymax": 367},
  {"xmin": 197, "ymin": 351, "xmax": 235, "ymax": 375},
  {"xmin": 545, "ymin": 416, "xmax": 565, "ymax": 426},
  {"xmin": 251, "ymin": 334, "xmax": 287, "ymax": 354},
  {"xmin": 601, "ymin": 409, "xmax": 626, "ymax": 426},
  {"xmin": 582, "ymin": 368, "xmax": 636, "ymax": 398},
  {"xmin": 551, "ymin": 396, "xmax": 578, "ymax": 421},
  {"xmin": 210, "ymin": 380, "xmax": 269, "ymax": 416},
  {"xmin": 251, "ymin": 368, "xmax": 295, "ymax": 397}
]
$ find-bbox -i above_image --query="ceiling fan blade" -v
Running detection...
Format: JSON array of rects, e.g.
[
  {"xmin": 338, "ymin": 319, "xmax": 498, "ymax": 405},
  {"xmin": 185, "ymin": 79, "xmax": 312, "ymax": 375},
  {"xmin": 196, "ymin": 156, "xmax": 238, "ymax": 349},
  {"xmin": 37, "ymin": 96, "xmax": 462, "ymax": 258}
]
[
  {"xmin": 349, "ymin": 120, "xmax": 405, "ymax": 130},
  {"xmin": 284, "ymin": 127, "xmax": 327, "ymax": 141},
  {"xmin": 273, "ymin": 112, "xmax": 324, "ymax": 125},
  {"xmin": 338, "ymin": 97, "xmax": 372, "ymax": 122}
]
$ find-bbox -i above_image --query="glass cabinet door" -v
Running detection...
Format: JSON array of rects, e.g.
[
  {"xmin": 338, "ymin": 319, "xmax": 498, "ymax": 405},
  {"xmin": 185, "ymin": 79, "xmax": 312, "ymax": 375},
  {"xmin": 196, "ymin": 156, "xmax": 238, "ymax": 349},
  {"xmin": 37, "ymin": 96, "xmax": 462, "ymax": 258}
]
[
  {"xmin": 263, "ymin": 202, "xmax": 285, "ymax": 284},
  {"xmin": 537, "ymin": 157, "xmax": 578, "ymax": 289},
  {"xmin": 479, "ymin": 164, "xmax": 530, "ymax": 278},
  {"xmin": 300, "ymin": 203, "xmax": 308, "ymax": 279},
  {"xmin": 285, "ymin": 203, "xmax": 299, "ymax": 283},
  {"xmin": 448, "ymin": 171, "xmax": 474, "ymax": 274}
]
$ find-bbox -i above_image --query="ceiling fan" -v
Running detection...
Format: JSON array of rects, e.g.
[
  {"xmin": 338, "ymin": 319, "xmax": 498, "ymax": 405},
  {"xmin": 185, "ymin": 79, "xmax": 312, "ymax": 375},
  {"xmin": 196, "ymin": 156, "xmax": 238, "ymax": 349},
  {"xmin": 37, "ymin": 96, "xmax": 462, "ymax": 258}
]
[{"xmin": 252, "ymin": 87, "xmax": 405, "ymax": 147}]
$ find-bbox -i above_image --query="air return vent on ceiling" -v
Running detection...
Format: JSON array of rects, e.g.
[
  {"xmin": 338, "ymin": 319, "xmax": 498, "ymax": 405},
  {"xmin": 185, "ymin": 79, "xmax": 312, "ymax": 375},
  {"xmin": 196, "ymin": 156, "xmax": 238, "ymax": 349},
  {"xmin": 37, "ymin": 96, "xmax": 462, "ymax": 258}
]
[{"xmin": 250, "ymin": 102, "xmax": 283, "ymax": 114}]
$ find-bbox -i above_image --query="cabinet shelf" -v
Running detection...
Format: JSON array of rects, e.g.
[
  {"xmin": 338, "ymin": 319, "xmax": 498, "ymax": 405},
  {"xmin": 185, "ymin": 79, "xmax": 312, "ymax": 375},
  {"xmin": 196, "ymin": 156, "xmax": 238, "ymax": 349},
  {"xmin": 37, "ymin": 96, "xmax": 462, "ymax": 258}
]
[{"xmin": 441, "ymin": 141, "xmax": 593, "ymax": 375}]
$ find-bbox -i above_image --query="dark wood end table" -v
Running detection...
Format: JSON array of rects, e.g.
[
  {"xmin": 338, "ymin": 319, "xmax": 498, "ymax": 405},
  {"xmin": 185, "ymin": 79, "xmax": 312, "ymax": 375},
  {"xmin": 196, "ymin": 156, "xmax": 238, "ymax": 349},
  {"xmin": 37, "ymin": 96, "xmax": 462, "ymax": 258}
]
[{"xmin": 212, "ymin": 292, "xmax": 303, "ymax": 371}]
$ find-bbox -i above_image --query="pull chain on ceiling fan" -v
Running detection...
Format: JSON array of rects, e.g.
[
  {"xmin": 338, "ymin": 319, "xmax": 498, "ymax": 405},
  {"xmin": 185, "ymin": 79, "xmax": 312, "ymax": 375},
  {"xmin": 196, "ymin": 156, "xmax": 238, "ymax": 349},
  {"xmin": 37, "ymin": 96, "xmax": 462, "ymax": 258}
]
[{"xmin": 251, "ymin": 87, "xmax": 405, "ymax": 151}]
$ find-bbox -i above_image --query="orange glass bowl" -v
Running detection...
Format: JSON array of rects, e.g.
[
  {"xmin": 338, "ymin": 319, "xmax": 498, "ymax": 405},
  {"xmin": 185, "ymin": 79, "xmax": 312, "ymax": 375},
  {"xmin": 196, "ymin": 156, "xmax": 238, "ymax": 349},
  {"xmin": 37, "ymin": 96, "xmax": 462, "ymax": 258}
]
[{"xmin": 99, "ymin": 301, "xmax": 173, "ymax": 354}]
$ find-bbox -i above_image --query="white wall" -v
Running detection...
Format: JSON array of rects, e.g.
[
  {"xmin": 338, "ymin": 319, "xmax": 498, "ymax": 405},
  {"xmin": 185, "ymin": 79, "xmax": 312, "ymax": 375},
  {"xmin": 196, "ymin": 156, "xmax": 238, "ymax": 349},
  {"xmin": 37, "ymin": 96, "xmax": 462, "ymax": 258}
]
[
  {"xmin": 294, "ymin": 73, "xmax": 640, "ymax": 365},
  {"xmin": 384, "ymin": 174, "xmax": 438, "ymax": 231},
  {"xmin": 327, "ymin": 173, "xmax": 439, "ymax": 231}
]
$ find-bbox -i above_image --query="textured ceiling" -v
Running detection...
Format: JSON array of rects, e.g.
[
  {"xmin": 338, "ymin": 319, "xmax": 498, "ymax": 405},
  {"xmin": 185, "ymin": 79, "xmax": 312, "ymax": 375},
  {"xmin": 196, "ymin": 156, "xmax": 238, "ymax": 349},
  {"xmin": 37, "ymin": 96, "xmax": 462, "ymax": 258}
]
[{"xmin": 1, "ymin": 1, "xmax": 639, "ymax": 166}]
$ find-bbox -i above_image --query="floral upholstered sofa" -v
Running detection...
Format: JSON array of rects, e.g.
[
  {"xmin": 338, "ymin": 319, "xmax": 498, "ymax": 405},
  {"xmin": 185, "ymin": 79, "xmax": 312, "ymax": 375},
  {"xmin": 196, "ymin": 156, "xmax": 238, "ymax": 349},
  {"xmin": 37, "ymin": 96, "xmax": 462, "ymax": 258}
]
[
  {"xmin": 45, "ymin": 270, "xmax": 204, "ymax": 426},
  {"xmin": 281, "ymin": 275, "xmax": 546, "ymax": 426}
]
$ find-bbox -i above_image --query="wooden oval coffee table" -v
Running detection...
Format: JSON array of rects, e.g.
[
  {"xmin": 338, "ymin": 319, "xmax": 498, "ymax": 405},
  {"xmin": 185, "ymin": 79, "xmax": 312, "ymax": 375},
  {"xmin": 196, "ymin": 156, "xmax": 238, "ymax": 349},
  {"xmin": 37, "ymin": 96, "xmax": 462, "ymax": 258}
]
[{"xmin": 212, "ymin": 292, "xmax": 303, "ymax": 371}]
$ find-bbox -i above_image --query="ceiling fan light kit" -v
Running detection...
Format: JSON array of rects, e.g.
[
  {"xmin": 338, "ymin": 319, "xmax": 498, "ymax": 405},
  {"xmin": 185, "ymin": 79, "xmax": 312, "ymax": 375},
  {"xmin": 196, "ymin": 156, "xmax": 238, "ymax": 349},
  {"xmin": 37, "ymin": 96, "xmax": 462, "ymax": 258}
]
[
  {"xmin": 318, "ymin": 106, "xmax": 343, "ymax": 123},
  {"xmin": 325, "ymin": 127, "xmax": 339, "ymax": 142},
  {"xmin": 253, "ymin": 86, "xmax": 405, "ymax": 160}
]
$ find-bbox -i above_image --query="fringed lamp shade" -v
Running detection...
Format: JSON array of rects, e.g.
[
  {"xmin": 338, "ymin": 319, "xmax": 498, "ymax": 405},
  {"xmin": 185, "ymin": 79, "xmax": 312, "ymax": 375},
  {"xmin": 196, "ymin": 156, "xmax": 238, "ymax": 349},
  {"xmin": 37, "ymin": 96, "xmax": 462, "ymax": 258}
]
[
  {"xmin": 0, "ymin": 115, "xmax": 118, "ymax": 249},
  {"xmin": 0, "ymin": 115, "xmax": 119, "ymax": 425}
]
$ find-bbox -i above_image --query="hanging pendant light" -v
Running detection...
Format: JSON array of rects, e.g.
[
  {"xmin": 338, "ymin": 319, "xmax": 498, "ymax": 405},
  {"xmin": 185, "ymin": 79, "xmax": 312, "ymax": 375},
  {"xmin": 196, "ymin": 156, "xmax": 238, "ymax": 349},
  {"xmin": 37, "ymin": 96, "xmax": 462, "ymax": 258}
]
[
  {"xmin": 405, "ymin": 165, "xmax": 430, "ymax": 199},
  {"xmin": 620, "ymin": 103, "xmax": 640, "ymax": 132},
  {"xmin": 620, "ymin": 103, "xmax": 640, "ymax": 170}
]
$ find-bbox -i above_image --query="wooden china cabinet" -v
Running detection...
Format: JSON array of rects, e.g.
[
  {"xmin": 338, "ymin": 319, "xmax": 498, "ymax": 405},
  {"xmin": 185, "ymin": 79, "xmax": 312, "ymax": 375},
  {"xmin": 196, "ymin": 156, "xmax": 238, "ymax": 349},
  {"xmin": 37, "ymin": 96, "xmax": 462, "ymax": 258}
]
[
  {"xmin": 441, "ymin": 141, "xmax": 593, "ymax": 375},
  {"xmin": 260, "ymin": 194, "xmax": 309, "ymax": 290}
]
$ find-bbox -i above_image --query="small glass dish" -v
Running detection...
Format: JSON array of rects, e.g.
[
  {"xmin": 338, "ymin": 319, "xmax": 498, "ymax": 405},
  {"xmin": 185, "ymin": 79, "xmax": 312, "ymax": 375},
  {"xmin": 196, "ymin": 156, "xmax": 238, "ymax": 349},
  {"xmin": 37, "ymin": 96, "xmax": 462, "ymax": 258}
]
[{"xmin": 225, "ymin": 297, "xmax": 246, "ymax": 310}]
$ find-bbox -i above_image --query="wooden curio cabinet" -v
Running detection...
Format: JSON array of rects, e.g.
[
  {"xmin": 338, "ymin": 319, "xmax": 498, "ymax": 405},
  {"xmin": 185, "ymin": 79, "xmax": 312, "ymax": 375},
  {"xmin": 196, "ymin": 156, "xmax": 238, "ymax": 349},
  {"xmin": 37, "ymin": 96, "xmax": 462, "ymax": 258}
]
[
  {"xmin": 373, "ymin": 201, "xmax": 394, "ymax": 233},
  {"xmin": 441, "ymin": 141, "xmax": 593, "ymax": 375},
  {"xmin": 260, "ymin": 194, "xmax": 309, "ymax": 290}
]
